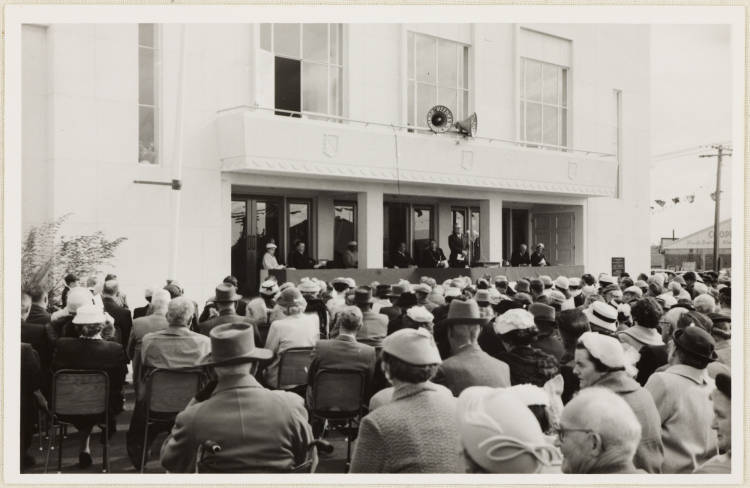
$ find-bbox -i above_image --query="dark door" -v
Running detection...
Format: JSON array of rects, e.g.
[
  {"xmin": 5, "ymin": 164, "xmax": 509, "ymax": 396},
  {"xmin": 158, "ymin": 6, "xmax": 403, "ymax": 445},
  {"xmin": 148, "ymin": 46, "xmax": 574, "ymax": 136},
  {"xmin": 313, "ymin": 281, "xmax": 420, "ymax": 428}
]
[
  {"xmin": 231, "ymin": 197, "xmax": 283, "ymax": 295},
  {"xmin": 384, "ymin": 203, "xmax": 409, "ymax": 267}
]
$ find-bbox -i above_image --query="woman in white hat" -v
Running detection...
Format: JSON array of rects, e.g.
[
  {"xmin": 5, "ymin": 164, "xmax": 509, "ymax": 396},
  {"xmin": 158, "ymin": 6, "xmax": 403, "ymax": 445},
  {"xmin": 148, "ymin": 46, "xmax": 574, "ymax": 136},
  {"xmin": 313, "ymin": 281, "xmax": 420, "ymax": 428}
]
[
  {"xmin": 261, "ymin": 242, "xmax": 285, "ymax": 270},
  {"xmin": 350, "ymin": 328, "xmax": 461, "ymax": 473},
  {"xmin": 50, "ymin": 304, "xmax": 128, "ymax": 469}
]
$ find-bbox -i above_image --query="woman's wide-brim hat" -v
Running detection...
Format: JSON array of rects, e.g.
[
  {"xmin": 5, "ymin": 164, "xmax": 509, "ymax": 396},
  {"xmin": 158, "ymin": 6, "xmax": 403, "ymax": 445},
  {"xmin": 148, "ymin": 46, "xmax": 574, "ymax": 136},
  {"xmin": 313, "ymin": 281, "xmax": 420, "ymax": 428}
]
[
  {"xmin": 197, "ymin": 322, "xmax": 273, "ymax": 367},
  {"xmin": 442, "ymin": 299, "xmax": 489, "ymax": 327}
]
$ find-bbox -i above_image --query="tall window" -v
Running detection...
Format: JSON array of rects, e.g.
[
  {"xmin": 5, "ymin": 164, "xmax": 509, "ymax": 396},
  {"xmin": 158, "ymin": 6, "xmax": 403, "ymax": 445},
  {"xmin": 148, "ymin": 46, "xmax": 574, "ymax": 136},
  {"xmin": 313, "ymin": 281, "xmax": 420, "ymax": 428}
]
[
  {"xmin": 520, "ymin": 58, "xmax": 567, "ymax": 149},
  {"xmin": 334, "ymin": 202, "xmax": 356, "ymax": 260},
  {"xmin": 407, "ymin": 32, "xmax": 469, "ymax": 128},
  {"xmin": 138, "ymin": 24, "xmax": 159, "ymax": 164},
  {"xmin": 260, "ymin": 23, "xmax": 343, "ymax": 118}
]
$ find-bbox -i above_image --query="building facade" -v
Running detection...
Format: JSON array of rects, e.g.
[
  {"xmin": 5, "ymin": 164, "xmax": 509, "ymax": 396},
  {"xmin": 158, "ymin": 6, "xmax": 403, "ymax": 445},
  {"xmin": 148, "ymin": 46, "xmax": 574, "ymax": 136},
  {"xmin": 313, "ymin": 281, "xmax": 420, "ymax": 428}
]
[
  {"xmin": 660, "ymin": 219, "xmax": 731, "ymax": 271},
  {"xmin": 22, "ymin": 23, "xmax": 651, "ymax": 302}
]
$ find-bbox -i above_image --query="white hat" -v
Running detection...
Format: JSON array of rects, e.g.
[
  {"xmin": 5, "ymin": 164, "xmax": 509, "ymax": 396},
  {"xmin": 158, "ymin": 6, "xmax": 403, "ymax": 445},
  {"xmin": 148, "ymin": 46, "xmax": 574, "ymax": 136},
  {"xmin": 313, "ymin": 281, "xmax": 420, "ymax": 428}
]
[
  {"xmin": 494, "ymin": 275, "xmax": 509, "ymax": 284},
  {"xmin": 265, "ymin": 242, "xmax": 277, "ymax": 249},
  {"xmin": 407, "ymin": 306, "xmax": 434, "ymax": 324},
  {"xmin": 577, "ymin": 331, "xmax": 625, "ymax": 369},
  {"xmin": 623, "ymin": 285, "xmax": 643, "ymax": 297},
  {"xmin": 668, "ymin": 281, "xmax": 682, "ymax": 292},
  {"xmin": 581, "ymin": 285, "xmax": 597, "ymax": 297},
  {"xmin": 568, "ymin": 277, "xmax": 581, "ymax": 288},
  {"xmin": 553, "ymin": 276, "xmax": 569, "ymax": 291},
  {"xmin": 445, "ymin": 287, "xmax": 461, "ymax": 298},
  {"xmin": 598, "ymin": 274, "xmax": 616, "ymax": 286},
  {"xmin": 508, "ymin": 384, "xmax": 550, "ymax": 407},
  {"xmin": 413, "ymin": 283, "xmax": 431, "ymax": 294},
  {"xmin": 584, "ymin": 301, "xmax": 618, "ymax": 333},
  {"xmin": 73, "ymin": 304, "xmax": 106, "ymax": 324},
  {"xmin": 344, "ymin": 277, "xmax": 357, "ymax": 289},
  {"xmin": 660, "ymin": 294, "xmax": 677, "ymax": 309},
  {"xmin": 487, "ymin": 288, "xmax": 501, "ymax": 305},
  {"xmin": 259, "ymin": 279, "xmax": 280, "ymax": 296},
  {"xmin": 693, "ymin": 282, "xmax": 709, "ymax": 295},
  {"xmin": 347, "ymin": 240, "xmax": 358, "ymax": 247},
  {"xmin": 494, "ymin": 309, "xmax": 536, "ymax": 335}
]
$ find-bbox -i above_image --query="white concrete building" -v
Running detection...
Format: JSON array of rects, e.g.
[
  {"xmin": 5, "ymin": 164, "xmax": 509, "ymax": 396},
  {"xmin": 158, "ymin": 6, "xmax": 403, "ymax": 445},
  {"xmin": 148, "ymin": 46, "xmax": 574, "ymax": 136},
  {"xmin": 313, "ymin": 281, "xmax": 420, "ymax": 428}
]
[{"xmin": 22, "ymin": 23, "xmax": 651, "ymax": 303}]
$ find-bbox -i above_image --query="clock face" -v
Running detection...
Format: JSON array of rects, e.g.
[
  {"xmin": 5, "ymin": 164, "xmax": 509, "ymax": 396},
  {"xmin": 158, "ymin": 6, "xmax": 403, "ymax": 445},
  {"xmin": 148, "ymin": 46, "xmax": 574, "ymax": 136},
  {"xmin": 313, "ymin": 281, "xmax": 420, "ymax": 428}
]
[{"xmin": 426, "ymin": 105, "xmax": 454, "ymax": 132}]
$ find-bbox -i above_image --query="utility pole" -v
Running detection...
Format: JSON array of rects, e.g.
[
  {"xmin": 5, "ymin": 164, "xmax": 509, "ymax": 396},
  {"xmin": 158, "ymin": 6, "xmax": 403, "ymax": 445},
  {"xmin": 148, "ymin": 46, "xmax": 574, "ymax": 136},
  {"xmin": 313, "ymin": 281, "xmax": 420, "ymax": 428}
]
[{"xmin": 699, "ymin": 144, "xmax": 732, "ymax": 272}]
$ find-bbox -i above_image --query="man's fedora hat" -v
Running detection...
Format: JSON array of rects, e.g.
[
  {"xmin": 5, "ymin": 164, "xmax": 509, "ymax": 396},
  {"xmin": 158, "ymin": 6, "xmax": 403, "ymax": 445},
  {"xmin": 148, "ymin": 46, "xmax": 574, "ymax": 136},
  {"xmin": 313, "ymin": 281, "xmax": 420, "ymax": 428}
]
[
  {"xmin": 388, "ymin": 284, "xmax": 408, "ymax": 298},
  {"xmin": 212, "ymin": 283, "xmax": 242, "ymax": 303},
  {"xmin": 353, "ymin": 287, "xmax": 375, "ymax": 305},
  {"xmin": 198, "ymin": 322, "xmax": 273, "ymax": 367},
  {"xmin": 674, "ymin": 325, "xmax": 717, "ymax": 362},
  {"xmin": 441, "ymin": 299, "xmax": 488, "ymax": 327}
]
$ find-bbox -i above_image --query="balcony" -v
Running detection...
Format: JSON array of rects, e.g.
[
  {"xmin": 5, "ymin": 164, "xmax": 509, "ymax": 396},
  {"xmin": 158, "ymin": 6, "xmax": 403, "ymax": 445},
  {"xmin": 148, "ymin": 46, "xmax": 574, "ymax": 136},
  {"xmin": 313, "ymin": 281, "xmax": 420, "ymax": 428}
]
[{"xmin": 216, "ymin": 106, "xmax": 618, "ymax": 197}]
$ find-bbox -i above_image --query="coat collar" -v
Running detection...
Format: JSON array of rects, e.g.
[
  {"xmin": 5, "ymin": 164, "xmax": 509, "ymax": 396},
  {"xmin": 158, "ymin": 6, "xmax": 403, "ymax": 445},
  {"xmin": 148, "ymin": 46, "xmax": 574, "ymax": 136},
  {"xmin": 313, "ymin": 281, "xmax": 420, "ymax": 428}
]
[
  {"xmin": 337, "ymin": 334, "xmax": 356, "ymax": 343},
  {"xmin": 213, "ymin": 374, "xmax": 263, "ymax": 394},
  {"xmin": 591, "ymin": 370, "xmax": 639, "ymax": 394},
  {"xmin": 391, "ymin": 381, "xmax": 441, "ymax": 402},
  {"xmin": 665, "ymin": 363, "xmax": 709, "ymax": 385}
]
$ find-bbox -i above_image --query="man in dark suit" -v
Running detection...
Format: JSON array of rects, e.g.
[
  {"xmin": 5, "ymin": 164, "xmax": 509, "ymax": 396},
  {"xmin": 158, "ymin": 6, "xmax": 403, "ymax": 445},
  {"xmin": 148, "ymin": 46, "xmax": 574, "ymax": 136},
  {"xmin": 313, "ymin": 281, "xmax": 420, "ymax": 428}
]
[
  {"xmin": 21, "ymin": 293, "xmax": 52, "ymax": 391},
  {"xmin": 61, "ymin": 273, "xmax": 78, "ymax": 310},
  {"xmin": 102, "ymin": 279, "xmax": 133, "ymax": 347},
  {"xmin": 352, "ymin": 287, "xmax": 388, "ymax": 347},
  {"xmin": 431, "ymin": 300, "xmax": 511, "ymax": 396},
  {"xmin": 419, "ymin": 240, "xmax": 448, "ymax": 268},
  {"xmin": 448, "ymin": 224, "xmax": 470, "ymax": 268},
  {"xmin": 510, "ymin": 243, "xmax": 531, "ymax": 267},
  {"xmin": 132, "ymin": 287, "xmax": 153, "ymax": 320},
  {"xmin": 26, "ymin": 285, "xmax": 51, "ymax": 325},
  {"xmin": 287, "ymin": 241, "xmax": 316, "ymax": 270},
  {"xmin": 307, "ymin": 306, "xmax": 377, "ymax": 414},
  {"xmin": 390, "ymin": 242, "xmax": 414, "ymax": 268},
  {"xmin": 21, "ymin": 343, "xmax": 44, "ymax": 470},
  {"xmin": 528, "ymin": 303, "xmax": 565, "ymax": 362},
  {"xmin": 386, "ymin": 292, "xmax": 418, "ymax": 336},
  {"xmin": 198, "ymin": 284, "xmax": 262, "ymax": 345},
  {"xmin": 378, "ymin": 285, "xmax": 406, "ymax": 323}
]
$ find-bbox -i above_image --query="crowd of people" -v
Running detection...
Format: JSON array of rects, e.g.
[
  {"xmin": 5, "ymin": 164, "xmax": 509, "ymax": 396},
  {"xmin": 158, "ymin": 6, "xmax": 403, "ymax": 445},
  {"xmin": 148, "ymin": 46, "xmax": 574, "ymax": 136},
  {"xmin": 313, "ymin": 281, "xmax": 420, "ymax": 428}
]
[{"xmin": 20, "ymin": 267, "xmax": 733, "ymax": 474}]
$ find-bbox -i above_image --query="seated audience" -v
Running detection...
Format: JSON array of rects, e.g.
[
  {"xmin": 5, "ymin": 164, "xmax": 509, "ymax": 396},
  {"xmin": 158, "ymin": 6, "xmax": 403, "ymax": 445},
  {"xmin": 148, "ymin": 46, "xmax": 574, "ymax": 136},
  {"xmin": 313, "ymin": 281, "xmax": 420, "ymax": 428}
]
[
  {"xmin": 132, "ymin": 287, "xmax": 153, "ymax": 320},
  {"xmin": 352, "ymin": 287, "xmax": 388, "ymax": 347},
  {"xmin": 101, "ymin": 279, "xmax": 133, "ymax": 346},
  {"xmin": 26, "ymin": 284, "xmax": 51, "ymax": 325},
  {"xmin": 127, "ymin": 289, "xmax": 171, "ymax": 388}
]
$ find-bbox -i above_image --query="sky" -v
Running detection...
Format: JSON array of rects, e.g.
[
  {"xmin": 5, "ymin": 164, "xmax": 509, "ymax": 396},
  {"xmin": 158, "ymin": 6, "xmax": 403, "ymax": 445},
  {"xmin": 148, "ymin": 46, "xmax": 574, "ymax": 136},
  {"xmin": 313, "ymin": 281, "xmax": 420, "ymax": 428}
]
[{"xmin": 649, "ymin": 25, "xmax": 733, "ymax": 245}]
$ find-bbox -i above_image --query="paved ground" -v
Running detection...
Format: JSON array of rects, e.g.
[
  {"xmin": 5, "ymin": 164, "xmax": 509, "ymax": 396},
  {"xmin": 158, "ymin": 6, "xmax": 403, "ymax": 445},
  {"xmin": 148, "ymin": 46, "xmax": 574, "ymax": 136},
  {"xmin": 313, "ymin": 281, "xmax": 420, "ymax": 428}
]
[{"xmin": 24, "ymin": 382, "xmax": 350, "ymax": 474}]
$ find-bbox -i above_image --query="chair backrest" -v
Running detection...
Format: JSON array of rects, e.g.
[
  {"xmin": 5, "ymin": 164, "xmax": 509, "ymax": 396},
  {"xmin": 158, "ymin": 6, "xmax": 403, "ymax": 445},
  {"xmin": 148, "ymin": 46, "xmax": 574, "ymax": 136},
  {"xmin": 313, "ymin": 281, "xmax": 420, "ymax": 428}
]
[
  {"xmin": 277, "ymin": 347, "xmax": 313, "ymax": 389},
  {"xmin": 145, "ymin": 368, "xmax": 203, "ymax": 413},
  {"xmin": 52, "ymin": 369, "xmax": 109, "ymax": 416},
  {"xmin": 311, "ymin": 369, "xmax": 366, "ymax": 417}
]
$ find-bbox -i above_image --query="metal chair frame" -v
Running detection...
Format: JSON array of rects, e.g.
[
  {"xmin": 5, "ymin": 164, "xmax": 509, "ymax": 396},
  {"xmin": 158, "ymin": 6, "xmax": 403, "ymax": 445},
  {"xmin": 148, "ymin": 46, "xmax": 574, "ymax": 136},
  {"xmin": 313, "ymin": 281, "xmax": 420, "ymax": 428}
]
[
  {"xmin": 45, "ymin": 369, "xmax": 110, "ymax": 473},
  {"xmin": 309, "ymin": 368, "xmax": 367, "ymax": 471},
  {"xmin": 276, "ymin": 347, "xmax": 314, "ymax": 391},
  {"xmin": 139, "ymin": 368, "xmax": 203, "ymax": 472}
]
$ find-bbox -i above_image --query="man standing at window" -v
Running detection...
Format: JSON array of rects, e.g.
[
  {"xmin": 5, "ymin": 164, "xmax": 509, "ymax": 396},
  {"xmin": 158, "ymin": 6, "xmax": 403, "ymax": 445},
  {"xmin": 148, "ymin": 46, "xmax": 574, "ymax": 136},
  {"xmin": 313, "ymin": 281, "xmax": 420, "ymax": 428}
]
[
  {"xmin": 510, "ymin": 243, "xmax": 531, "ymax": 267},
  {"xmin": 287, "ymin": 241, "xmax": 315, "ymax": 270},
  {"xmin": 530, "ymin": 243, "xmax": 549, "ymax": 267},
  {"xmin": 343, "ymin": 241, "xmax": 358, "ymax": 268},
  {"xmin": 448, "ymin": 224, "xmax": 470, "ymax": 268}
]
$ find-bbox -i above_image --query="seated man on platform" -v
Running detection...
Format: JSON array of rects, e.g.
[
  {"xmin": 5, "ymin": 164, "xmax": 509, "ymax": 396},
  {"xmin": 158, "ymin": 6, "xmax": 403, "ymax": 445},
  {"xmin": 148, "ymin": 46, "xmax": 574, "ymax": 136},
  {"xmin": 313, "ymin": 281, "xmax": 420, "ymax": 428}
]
[
  {"xmin": 419, "ymin": 239, "xmax": 448, "ymax": 268},
  {"xmin": 160, "ymin": 323, "xmax": 313, "ymax": 473},
  {"xmin": 287, "ymin": 241, "xmax": 316, "ymax": 270},
  {"xmin": 342, "ymin": 241, "xmax": 358, "ymax": 268},
  {"xmin": 390, "ymin": 242, "xmax": 415, "ymax": 268}
]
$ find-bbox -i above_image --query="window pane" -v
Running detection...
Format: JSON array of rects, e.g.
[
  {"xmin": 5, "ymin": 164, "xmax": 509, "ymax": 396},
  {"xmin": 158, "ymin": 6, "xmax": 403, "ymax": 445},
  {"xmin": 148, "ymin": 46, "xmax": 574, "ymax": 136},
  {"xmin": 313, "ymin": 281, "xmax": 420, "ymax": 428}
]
[
  {"xmin": 407, "ymin": 32, "xmax": 414, "ymax": 80},
  {"xmin": 525, "ymin": 60, "xmax": 542, "ymax": 102},
  {"xmin": 330, "ymin": 24, "xmax": 341, "ymax": 65},
  {"xmin": 256, "ymin": 202, "xmax": 267, "ymax": 236},
  {"xmin": 542, "ymin": 64, "xmax": 558, "ymax": 105},
  {"xmin": 416, "ymin": 83, "xmax": 436, "ymax": 127},
  {"xmin": 275, "ymin": 57, "xmax": 301, "ymax": 116},
  {"xmin": 543, "ymin": 105, "xmax": 558, "ymax": 146},
  {"xmin": 289, "ymin": 203, "xmax": 309, "ymax": 249},
  {"xmin": 274, "ymin": 23, "xmax": 300, "ymax": 58},
  {"xmin": 413, "ymin": 207, "xmax": 431, "ymax": 239},
  {"xmin": 407, "ymin": 83, "xmax": 414, "ymax": 125},
  {"xmin": 463, "ymin": 90, "xmax": 469, "ymax": 119},
  {"xmin": 525, "ymin": 102, "xmax": 542, "ymax": 143},
  {"xmin": 561, "ymin": 69, "xmax": 568, "ymax": 107},
  {"xmin": 232, "ymin": 201, "xmax": 246, "ymax": 247},
  {"xmin": 334, "ymin": 204, "xmax": 355, "ymax": 255},
  {"xmin": 329, "ymin": 66, "xmax": 342, "ymax": 116},
  {"xmin": 260, "ymin": 23, "xmax": 272, "ymax": 51},
  {"xmin": 139, "ymin": 24, "xmax": 154, "ymax": 47},
  {"xmin": 438, "ymin": 40, "xmax": 457, "ymax": 87},
  {"xmin": 519, "ymin": 101, "xmax": 525, "ymax": 140},
  {"xmin": 302, "ymin": 61, "xmax": 327, "ymax": 114},
  {"xmin": 303, "ymin": 23, "xmax": 328, "ymax": 63},
  {"xmin": 457, "ymin": 46, "xmax": 464, "ymax": 89},
  {"xmin": 416, "ymin": 35, "xmax": 436, "ymax": 83},
  {"xmin": 463, "ymin": 46, "xmax": 469, "ymax": 89},
  {"xmin": 438, "ymin": 87, "xmax": 458, "ymax": 118},
  {"xmin": 561, "ymin": 108, "xmax": 568, "ymax": 146},
  {"xmin": 230, "ymin": 200, "xmax": 247, "ymax": 292},
  {"xmin": 139, "ymin": 106, "xmax": 157, "ymax": 164},
  {"xmin": 139, "ymin": 47, "xmax": 154, "ymax": 105}
]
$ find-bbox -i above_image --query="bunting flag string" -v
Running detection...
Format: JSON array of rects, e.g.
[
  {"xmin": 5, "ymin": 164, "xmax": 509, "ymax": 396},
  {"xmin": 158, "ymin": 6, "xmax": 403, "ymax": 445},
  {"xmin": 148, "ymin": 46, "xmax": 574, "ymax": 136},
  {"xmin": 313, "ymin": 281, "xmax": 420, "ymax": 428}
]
[{"xmin": 649, "ymin": 191, "xmax": 719, "ymax": 213}]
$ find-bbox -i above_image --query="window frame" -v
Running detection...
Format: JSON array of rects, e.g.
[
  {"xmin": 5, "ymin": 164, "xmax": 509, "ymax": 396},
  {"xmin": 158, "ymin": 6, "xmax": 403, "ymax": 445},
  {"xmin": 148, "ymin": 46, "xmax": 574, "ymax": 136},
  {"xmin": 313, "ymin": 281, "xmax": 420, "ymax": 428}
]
[
  {"xmin": 333, "ymin": 200, "xmax": 358, "ymax": 257},
  {"xmin": 138, "ymin": 23, "xmax": 161, "ymax": 165},
  {"xmin": 261, "ymin": 23, "xmax": 344, "ymax": 118},
  {"xmin": 519, "ymin": 57, "xmax": 569, "ymax": 150},
  {"xmin": 406, "ymin": 31, "xmax": 470, "ymax": 129},
  {"xmin": 286, "ymin": 198, "xmax": 314, "ymax": 258}
]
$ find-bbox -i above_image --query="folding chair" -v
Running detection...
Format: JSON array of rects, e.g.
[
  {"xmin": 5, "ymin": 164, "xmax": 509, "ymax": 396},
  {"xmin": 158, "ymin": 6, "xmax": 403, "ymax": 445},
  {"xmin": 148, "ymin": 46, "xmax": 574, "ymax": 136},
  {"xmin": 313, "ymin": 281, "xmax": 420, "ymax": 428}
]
[
  {"xmin": 309, "ymin": 369, "xmax": 366, "ymax": 471},
  {"xmin": 140, "ymin": 368, "xmax": 203, "ymax": 472},
  {"xmin": 277, "ymin": 347, "xmax": 314, "ymax": 392},
  {"xmin": 46, "ymin": 370, "xmax": 110, "ymax": 473}
]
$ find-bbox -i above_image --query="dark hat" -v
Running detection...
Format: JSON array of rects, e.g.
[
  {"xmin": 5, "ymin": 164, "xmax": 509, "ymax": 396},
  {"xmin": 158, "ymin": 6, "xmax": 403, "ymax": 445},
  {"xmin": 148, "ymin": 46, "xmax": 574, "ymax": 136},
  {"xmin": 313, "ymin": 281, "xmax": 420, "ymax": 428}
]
[
  {"xmin": 197, "ymin": 322, "xmax": 272, "ymax": 366},
  {"xmin": 353, "ymin": 287, "xmax": 374, "ymax": 305},
  {"xmin": 707, "ymin": 312, "xmax": 731, "ymax": 340},
  {"xmin": 396, "ymin": 292, "xmax": 418, "ymax": 309},
  {"xmin": 375, "ymin": 284, "xmax": 392, "ymax": 298},
  {"xmin": 674, "ymin": 325, "xmax": 717, "ymax": 363},
  {"xmin": 211, "ymin": 283, "xmax": 242, "ymax": 303},
  {"xmin": 513, "ymin": 293, "xmax": 533, "ymax": 308},
  {"xmin": 388, "ymin": 284, "xmax": 408, "ymax": 298},
  {"xmin": 493, "ymin": 299, "xmax": 522, "ymax": 316},
  {"xmin": 515, "ymin": 279, "xmax": 531, "ymax": 294},
  {"xmin": 672, "ymin": 298, "xmax": 695, "ymax": 311},
  {"xmin": 441, "ymin": 299, "xmax": 489, "ymax": 327},
  {"xmin": 715, "ymin": 372, "xmax": 731, "ymax": 398},
  {"xmin": 528, "ymin": 303, "xmax": 556, "ymax": 325},
  {"xmin": 707, "ymin": 312, "xmax": 731, "ymax": 324}
]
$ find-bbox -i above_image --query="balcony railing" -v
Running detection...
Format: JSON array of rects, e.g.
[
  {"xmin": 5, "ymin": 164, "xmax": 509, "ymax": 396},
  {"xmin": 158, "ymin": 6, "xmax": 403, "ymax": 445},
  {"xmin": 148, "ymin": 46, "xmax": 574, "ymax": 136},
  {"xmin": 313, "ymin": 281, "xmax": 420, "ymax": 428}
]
[{"xmin": 216, "ymin": 104, "xmax": 616, "ymax": 160}]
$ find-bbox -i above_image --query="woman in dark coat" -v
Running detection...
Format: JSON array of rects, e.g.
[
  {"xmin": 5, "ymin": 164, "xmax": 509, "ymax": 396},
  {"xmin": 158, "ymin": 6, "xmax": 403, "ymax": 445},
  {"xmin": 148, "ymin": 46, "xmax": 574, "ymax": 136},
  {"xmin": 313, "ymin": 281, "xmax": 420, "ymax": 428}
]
[
  {"xmin": 51, "ymin": 305, "xmax": 127, "ymax": 469},
  {"xmin": 492, "ymin": 309, "xmax": 559, "ymax": 387}
]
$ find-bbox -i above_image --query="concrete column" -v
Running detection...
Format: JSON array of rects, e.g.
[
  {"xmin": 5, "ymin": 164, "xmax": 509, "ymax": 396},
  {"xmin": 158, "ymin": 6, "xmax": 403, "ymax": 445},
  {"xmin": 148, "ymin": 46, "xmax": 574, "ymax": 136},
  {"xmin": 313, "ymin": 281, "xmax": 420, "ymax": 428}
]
[
  {"xmin": 316, "ymin": 195, "xmax": 335, "ymax": 262},
  {"xmin": 479, "ymin": 195, "xmax": 503, "ymax": 263},
  {"xmin": 357, "ymin": 190, "xmax": 383, "ymax": 268}
]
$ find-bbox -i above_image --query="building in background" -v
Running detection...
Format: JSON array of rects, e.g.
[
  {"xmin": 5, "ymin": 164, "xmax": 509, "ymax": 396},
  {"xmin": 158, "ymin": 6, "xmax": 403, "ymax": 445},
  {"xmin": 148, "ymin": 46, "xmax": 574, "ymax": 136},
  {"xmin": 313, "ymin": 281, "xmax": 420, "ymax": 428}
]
[
  {"xmin": 659, "ymin": 219, "xmax": 731, "ymax": 271},
  {"xmin": 22, "ymin": 23, "xmax": 651, "ymax": 302}
]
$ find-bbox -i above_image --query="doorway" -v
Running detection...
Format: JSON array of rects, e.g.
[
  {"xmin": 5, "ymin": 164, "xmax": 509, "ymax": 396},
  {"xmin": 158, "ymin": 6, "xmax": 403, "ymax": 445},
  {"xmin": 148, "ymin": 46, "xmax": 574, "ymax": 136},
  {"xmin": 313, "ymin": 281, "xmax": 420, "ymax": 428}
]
[
  {"xmin": 532, "ymin": 212, "xmax": 575, "ymax": 266},
  {"xmin": 451, "ymin": 206, "xmax": 480, "ymax": 266}
]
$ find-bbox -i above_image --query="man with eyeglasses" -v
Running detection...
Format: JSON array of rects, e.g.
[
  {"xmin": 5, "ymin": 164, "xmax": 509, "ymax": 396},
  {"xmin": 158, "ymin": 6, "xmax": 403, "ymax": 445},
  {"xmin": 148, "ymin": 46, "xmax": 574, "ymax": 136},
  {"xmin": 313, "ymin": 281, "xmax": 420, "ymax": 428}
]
[{"xmin": 555, "ymin": 387, "xmax": 644, "ymax": 474}]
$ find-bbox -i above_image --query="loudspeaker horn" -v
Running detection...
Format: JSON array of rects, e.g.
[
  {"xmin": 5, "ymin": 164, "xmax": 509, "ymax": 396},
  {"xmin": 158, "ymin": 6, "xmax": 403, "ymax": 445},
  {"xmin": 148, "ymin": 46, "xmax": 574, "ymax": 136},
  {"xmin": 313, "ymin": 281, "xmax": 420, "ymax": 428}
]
[
  {"xmin": 426, "ymin": 105, "xmax": 454, "ymax": 133},
  {"xmin": 454, "ymin": 113, "xmax": 477, "ymax": 137}
]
